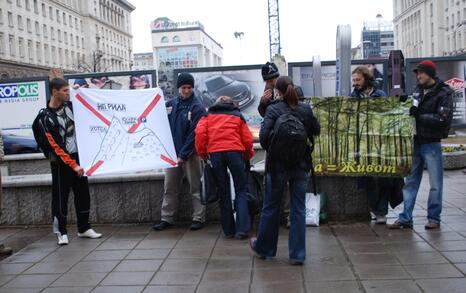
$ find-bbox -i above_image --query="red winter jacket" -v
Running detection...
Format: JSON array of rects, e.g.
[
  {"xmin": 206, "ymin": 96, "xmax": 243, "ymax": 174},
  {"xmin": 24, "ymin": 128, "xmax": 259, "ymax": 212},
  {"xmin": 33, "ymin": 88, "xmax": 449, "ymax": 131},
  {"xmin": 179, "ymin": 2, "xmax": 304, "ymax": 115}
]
[{"xmin": 195, "ymin": 102, "xmax": 254, "ymax": 161}]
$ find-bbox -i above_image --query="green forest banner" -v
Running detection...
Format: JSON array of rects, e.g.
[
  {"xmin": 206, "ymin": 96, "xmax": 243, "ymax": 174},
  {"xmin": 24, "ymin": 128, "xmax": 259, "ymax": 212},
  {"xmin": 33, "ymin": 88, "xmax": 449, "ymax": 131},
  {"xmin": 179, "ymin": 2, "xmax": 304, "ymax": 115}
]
[{"xmin": 308, "ymin": 96, "xmax": 414, "ymax": 177}]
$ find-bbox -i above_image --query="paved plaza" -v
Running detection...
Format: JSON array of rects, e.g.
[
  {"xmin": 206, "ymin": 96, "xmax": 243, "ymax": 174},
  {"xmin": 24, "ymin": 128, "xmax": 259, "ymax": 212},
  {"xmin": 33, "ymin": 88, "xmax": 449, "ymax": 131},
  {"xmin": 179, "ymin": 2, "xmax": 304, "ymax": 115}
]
[{"xmin": 0, "ymin": 170, "xmax": 464, "ymax": 292}]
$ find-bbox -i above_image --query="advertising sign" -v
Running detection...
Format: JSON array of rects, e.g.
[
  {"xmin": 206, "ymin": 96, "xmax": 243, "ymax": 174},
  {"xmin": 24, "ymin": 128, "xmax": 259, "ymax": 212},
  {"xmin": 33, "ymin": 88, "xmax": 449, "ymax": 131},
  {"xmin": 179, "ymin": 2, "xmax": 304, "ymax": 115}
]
[
  {"xmin": 0, "ymin": 78, "xmax": 48, "ymax": 138},
  {"xmin": 66, "ymin": 70, "xmax": 156, "ymax": 91},
  {"xmin": 406, "ymin": 57, "xmax": 466, "ymax": 127},
  {"xmin": 175, "ymin": 65, "xmax": 264, "ymax": 139}
]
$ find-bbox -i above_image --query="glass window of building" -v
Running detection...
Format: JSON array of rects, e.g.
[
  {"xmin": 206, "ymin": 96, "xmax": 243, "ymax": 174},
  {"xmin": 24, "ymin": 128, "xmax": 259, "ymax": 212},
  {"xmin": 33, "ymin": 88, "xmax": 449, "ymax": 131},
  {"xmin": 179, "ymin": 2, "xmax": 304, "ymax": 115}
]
[
  {"xmin": 173, "ymin": 35, "xmax": 181, "ymax": 42},
  {"xmin": 161, "ymin": 36, "xmax": 169, "ymax": 43}
]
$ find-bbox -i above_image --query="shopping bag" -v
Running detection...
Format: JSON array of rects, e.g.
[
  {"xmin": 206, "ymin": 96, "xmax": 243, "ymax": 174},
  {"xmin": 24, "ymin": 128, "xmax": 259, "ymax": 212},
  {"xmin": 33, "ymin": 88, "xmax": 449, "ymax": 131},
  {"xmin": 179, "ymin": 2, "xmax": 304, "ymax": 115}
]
[
  {"xmin": 305, "ymin": 192, "xmax": 321, "ymax": 226},
  {"xmin": 200, "ymin": 160, "xmax": 219, "ymax": 205}
]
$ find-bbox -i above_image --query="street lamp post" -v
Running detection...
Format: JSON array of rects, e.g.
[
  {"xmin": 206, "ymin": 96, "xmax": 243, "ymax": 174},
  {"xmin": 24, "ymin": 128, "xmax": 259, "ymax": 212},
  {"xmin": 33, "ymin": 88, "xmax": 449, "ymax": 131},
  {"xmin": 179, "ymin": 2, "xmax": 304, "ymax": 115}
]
[{"xmin": 234, "ymin": 31, "xmax": 245, "ymax": 64}]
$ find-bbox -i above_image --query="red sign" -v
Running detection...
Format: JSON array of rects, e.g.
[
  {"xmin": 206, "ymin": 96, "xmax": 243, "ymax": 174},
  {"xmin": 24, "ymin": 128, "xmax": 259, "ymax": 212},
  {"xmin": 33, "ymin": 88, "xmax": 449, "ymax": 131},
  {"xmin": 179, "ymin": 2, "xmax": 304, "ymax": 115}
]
[{"xmin": 446, "ymin": 78, "xmax": 466, "ymax": 93}]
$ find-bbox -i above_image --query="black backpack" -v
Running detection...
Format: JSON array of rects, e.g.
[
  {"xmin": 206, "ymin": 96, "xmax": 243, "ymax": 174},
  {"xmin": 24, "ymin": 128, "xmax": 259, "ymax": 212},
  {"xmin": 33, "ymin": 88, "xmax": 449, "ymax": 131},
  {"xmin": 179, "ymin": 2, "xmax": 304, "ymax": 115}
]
[
  {"xmin": 32, "ymin": 108, "xmax": 57, "ymax": 158},
  {"xmin": 268, "ymin": 112, "xmax": 308, "ymax": 168}
]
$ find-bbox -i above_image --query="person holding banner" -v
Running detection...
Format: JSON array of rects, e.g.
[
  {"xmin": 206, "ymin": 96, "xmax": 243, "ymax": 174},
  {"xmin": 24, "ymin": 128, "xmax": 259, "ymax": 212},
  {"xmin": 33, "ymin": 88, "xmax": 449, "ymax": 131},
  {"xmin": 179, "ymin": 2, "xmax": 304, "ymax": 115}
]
[
  {"xmin": 388, "ymin": 60, "xmax": 453, "ymax": 230},
  {"xmin": 154, "ymin": 73, "xmax": 207, "ymax": 231},
  {"xmin": 351, "ymin": 66, "xmax": 404, "ymax": 224},
  {"xmin": 36, "ymin": 78, "xmax": 102, "ymax": 245},
  {"xmin": 195, "ymin": 96, "xmax": 255, "ymax": 239},
  {"xmin": 250, "ymin": 76, "xmax": 320, "ymax": 265}
]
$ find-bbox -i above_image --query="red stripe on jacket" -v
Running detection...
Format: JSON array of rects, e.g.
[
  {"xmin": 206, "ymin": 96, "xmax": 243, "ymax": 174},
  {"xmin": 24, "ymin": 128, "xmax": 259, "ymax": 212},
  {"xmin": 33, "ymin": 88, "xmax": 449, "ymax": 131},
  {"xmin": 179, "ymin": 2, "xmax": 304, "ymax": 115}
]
[{"xmin": 195, "ymin": 113, "xmax": 255, "ymax": 161}]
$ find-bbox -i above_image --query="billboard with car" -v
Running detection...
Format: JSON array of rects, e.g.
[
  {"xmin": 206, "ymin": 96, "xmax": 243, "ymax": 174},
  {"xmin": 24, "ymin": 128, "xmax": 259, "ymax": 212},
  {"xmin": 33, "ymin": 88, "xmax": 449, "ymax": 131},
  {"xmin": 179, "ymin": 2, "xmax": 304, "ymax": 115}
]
[
  {"xmin": 0, "ymin": 77, "xmax": 48, "ymax": 154},
  {"xmin": 175, "ymin": 65, "xmax": 264, "ymax": 139}
]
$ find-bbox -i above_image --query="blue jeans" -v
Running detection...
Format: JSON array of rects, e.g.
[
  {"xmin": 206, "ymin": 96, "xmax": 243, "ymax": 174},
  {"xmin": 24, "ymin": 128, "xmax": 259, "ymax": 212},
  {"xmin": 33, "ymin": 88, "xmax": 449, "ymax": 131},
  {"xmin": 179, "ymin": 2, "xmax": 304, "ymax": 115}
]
[
  {"xmin": 209, "ymin": 151, "xmax": 250, "ymax": 236},
  {"xmin": 255, "ymin": 168, "xmax": 308, "ymax": 261},
  {"xmin": 399, "ymin": 142, "xmax": 443, "ymax": 225}
]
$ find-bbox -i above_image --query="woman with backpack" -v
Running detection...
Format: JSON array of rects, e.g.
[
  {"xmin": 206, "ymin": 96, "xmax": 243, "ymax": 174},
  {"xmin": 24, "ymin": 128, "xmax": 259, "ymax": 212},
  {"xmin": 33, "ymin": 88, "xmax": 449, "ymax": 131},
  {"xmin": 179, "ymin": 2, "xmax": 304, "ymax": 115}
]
[
  {"xmin": 195, "ymin": 96, "xmax": 255, "ymax": 239},
  {"xmin": 250, "ymin": 76, "xmax": 320, "ymax": 265}
]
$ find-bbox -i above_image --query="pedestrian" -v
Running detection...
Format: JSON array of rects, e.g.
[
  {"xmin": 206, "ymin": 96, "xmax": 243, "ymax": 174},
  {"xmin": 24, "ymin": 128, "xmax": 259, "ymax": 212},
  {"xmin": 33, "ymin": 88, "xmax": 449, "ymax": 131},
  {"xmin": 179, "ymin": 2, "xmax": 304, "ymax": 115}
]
[
  {"xmin": 153, "ymin": 73, "xmax": 207, "ymax": 231},
  {"xmin": 0, "ymin": 132, "xmax": 13, "ymax": 255},
  {"xmin": 250, "ymin": 76, "xmax": 320, "ymax": 265},
  {"xmin": 36, "ymin": 78, "xmax": 102, "ymax": 245},
  {"xmin": 351, "ymin": 66, "xmax": 404, "ymax": 224},
  {"xmin": 387, "ymin": 60, "xmax": 453, "ymax": 230},
  {"xmin": 195, "ymin": 96, "xmax": 255, "ymax": 239}
]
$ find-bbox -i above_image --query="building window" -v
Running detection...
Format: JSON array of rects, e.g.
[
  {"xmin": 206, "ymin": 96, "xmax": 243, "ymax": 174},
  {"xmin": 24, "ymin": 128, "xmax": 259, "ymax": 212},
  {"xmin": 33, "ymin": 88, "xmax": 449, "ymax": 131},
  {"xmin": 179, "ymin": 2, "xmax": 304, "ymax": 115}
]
[
  {"xmin": 42, "ymin": 3, "xmax": 46, "ymax": 17},
  {"xmin": 56, "ymin": 10, "xmax": 60, "ymax": 23},
  {"xmin": 51, "ymin": 27, "xmax": 55, "ymax": 40},
  {"xmin": 64, "ymin": 32, "xmax": 68, "ymax": 44},
  {"xmin": 58, "ymin": 29, "xmax": 62, "ymax": 42},
  {"xmin": 63, "ymin": 12, "xmax": 66, "ymax": 25},
  {"xmin": 43, "ymin": 24, "xmax": 47, "ymax": 38},
  {"xmin": 33, "ymin": 0, "xmax": 38, "ymax": 14},
  {"xmin": 25, "ymin": 0, "xmax": 30, "ymax": 10},
  {"xmin": 49, "ymin": 7, "xmax": 53, "ymax": 20},
  {"xmin": 35, "ymin": 21, "xmax": 40, "ymax": 35},
  {"xmin": 76, "ymin": 36, "xmax": 79, "ymax": 48},
  {"xmin": 18, "ymin": 37, "xmax": 24, "ymax": 57},
  {"xmin": 70, "ymin": 33, "xmax": 73, "ymax": 45},
  {"xmin": 81, "ymin": 37, "xmax": 84, "ymax": 49},
  {"xmin": 51, "ymin": 46, "xmax": 56, "ymax": 65},
  {"xmin": 17, "ymin": 0, "xmax": 22, "ymax": 7},
  {"xmin": 0, "ymin": 9, "xmax": 3, "ymax": 24},
  {"xmin": 8, "ymin": 12, "xmax": 13, "ymax": 27},
  {"xmin": 161, "ymin": 36, "xmax": 169, "ymax": 43},
  {"xmin": 75, "ymin": 18, "xmax": 78, "ymax": 29},
  {"xmin": 9, "ymin": 35, "xmax": 15, "ymax": 57},
  {"xmin": 173, "ymin": 35, "xmax": 181, "ymax": 42},
  {"xmin": 36, "ymin": 42, "xmax": 42, "ymax": 62},
  {"xmin": 18, "ymin": 15, "xmax": 23, "ymax": 30},
  {"xmin": 44, "ymin": 44, "xmax": 49, "ymax": 63},
  {"xmin": 27, "ymin": 40, "xmax": 33, "ymax": 61},
  {"xmin": 27, "ymin": 18, "xmax": 31, "ymax": 32}
]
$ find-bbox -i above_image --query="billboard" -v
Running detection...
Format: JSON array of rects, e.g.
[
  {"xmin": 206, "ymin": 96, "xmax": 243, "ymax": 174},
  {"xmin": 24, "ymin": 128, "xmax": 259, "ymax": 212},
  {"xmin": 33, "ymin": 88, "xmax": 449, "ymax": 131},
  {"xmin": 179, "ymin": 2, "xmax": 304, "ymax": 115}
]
[
  {"xmin": 66, "ymin": 70, "xmax": 157, "ymax": 91},
  {"xmin": 289, "ymin": 60, "xmax": 388, "ymax": 97},
  {"xmin": 309, "ymin": 96, "xmax": 413, "ymax": 177},
  {"xmin": 0, "ymin": 77, "xmax": 48, "ymax": 137},
  {"xmin": 406, "ymin": 57, "xmax": 466, "ymax": 127},
  {"xmin": 175, "ymin": 65, "xmax": 264, "ymax": 139}
]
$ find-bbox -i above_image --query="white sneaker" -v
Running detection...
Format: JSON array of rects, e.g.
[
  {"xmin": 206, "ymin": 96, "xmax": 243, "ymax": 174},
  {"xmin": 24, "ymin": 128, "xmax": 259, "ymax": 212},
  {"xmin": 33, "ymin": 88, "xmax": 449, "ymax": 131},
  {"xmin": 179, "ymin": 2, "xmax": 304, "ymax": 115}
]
[
  {"xmin": 77, "ymin": 229, "xmax": 102, "ymax": 239},
  {"xmin": 57, "ymin": 234, "xmax": 69, "ymax": 246},
  {"xmin": 370, "ymin": 211, "xmax": 377, "ymax": 221},
  {"xmin": 376, "ymin": 215, "xmax": 387, "ymax": 224}
]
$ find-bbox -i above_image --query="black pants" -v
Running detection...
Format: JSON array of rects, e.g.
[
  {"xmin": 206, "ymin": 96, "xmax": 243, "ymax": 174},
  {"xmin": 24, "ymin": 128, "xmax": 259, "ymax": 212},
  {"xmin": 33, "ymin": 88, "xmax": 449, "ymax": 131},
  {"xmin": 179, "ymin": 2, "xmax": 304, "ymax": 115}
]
[{"xmin": 51, "ymin": 158, "xmax": 91, "ymax": 235}]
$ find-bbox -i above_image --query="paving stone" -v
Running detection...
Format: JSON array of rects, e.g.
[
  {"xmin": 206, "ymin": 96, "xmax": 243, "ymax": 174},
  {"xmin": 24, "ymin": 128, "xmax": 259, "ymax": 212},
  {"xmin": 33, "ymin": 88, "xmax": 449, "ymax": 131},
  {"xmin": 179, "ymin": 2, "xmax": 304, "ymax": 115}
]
[
  {"xmin": 101, "ymin": 272, "xmax": 154, "ymax": 286},
  {"xmin": 362, "ymin": 280, "xmax": 422, "ymax": 293},
  {"xmin": 150, "ymin": 271, "xmax": 202, "ymax": 285},
  {"xmin": 114, "ymin": 259, "xmax": 163, "ymax": 272},
  {"xmin": 3, "ymin": 274, "xmax": 60, "ymax": 289},
  {"xmin": 125, "ymin": 249, "xmax": 170, "ymax": 260},
  {"xmin": 92, "ymin": 286, "xmax": 145, "ymax": 293},
  {"xmin": 69, "ymin": 261, "xmax": 118, "ymax": 273},
  {"xmin": 417, "ymin": 278, "xmax": 466, "ymax": 293},
  {"xmin": 404, "ymin": 264, "xmax": 464, "ymax": 279},
  {"xmin": 304, "ymin": 281, "xmax": 362, "ymax": 293},
  {"xmin": 51, "ymin": 272, "xmax": 107, "ymax": 287},
  {"xmin": 160, "ymin": 259, "xmax": 207, "ymax": 272},
  {"xmin": 142, "ymin": 285, "xmax": 196, "ymax": 293}
]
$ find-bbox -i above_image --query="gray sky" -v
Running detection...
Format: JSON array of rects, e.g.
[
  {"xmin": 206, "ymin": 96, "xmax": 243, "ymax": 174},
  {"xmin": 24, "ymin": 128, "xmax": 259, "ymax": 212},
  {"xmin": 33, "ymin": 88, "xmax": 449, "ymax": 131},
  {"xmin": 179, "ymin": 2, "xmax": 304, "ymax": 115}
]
[{"xmin": 130, "ymin": 0, "xmax": 393, "ymax": 65}]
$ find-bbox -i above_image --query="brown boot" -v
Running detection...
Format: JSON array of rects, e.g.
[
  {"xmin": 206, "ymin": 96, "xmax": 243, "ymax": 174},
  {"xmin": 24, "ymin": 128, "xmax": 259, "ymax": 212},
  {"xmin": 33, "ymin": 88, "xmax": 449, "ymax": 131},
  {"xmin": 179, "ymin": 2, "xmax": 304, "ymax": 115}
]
[
  {"xmin": 386, "ymin": 220, "xmax": 413, "ymax": 230},
  {"xmin": 425, "ymin": 222, "xmax": 440, "ymax": 230},
  {"xmin": 0, "ymin": 244, "xmax": 13, "ymax": 256}
]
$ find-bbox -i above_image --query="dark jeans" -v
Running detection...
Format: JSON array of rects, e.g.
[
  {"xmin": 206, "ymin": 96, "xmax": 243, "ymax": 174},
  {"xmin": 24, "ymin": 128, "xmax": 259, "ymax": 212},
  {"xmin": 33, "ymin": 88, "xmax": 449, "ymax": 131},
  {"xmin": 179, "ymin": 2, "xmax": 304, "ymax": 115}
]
[
  {"xmin": 364, "ymin": 177, "xmax": 389, "ymax": 216},
  {"xmin": 209, "ymin": 151, "xmax": 250, "ymax": 236},
  {"xmin": 51, "ymin": 156, "xmax": 91, "ymax": 235},
  {"xmin": 255, "ymin": 167, "xmax": 308, "ymax": 261}
]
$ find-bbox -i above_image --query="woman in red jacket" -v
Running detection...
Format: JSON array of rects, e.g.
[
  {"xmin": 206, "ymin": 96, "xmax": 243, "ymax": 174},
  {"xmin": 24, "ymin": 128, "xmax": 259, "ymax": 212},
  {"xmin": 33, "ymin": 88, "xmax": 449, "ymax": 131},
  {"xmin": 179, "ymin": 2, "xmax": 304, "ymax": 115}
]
[{"xmin": 195, "ymin": 96, "xmax": 255, "ymax": 239}]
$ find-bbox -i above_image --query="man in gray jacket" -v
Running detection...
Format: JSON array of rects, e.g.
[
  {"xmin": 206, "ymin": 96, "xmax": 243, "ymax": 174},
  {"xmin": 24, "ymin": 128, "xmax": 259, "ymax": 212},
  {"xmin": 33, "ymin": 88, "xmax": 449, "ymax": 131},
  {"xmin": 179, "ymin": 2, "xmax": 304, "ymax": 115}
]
[{"xmin": 0, "ymin": 132, "xmax": 13, "ymax": 256}]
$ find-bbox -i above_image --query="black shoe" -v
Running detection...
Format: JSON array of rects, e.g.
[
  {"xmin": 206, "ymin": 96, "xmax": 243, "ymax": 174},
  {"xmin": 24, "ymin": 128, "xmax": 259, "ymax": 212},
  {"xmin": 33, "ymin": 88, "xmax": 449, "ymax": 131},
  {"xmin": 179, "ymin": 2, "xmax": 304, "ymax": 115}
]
[
  {"xmin": 235, "ymin": 232, "xmax": 248, "ymax": 240},
  {"xmin": 289, "ymin": 259, "xmax": 304, "ymax": 265},
  {"xmin": 190, "ymin": 221, "xmax": 204, "ymax": 231},
  {"xmin": 153, "ymin": 221, "xmax": 173, "ymax": 231}
]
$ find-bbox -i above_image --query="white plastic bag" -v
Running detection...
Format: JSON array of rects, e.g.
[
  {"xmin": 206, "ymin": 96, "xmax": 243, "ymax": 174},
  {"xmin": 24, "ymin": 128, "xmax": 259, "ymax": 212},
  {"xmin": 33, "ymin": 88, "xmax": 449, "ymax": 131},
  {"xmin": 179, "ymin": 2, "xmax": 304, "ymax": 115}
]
[{"xmin": 305, "ymin": 193, "xmax": 321, "ymax": 226}]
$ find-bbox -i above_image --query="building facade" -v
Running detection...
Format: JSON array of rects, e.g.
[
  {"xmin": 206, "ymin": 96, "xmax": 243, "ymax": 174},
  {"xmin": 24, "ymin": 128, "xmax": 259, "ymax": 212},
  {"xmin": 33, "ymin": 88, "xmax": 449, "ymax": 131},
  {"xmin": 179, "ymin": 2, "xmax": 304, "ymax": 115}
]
[
  {"xmin": 361, "ymin": 15, "xmax": 395, "ymax": 59},
  {"xmin": 132, "ymin": 52, "xmax": 153, "ymax": 70},
  {"xmin": 0, "ymin": 0, "xmax": 135, "ymax": 79},
  {"xmin": 393, "ymin": 0, "xmax": 466, "ymax": 58}
]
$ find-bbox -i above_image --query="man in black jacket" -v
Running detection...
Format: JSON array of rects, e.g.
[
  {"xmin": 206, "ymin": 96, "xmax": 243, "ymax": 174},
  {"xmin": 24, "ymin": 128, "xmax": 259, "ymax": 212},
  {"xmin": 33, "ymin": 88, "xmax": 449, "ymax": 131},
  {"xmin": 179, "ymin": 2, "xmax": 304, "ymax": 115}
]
[
  {"xmin": 40, "ymin": 78, "xmax": 102, "ymax": 245},
  {"xmin": 388, "ymin": 60, "xmax": 453, "ymax": 230}
]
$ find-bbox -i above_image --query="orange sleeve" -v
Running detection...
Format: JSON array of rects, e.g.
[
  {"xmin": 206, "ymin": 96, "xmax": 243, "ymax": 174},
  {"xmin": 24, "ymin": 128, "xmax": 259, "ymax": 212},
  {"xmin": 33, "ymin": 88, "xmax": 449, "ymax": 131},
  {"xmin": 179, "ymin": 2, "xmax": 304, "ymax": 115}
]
[{"xmin": 45, "ymin": 132, "xmax": 78, "ymax": 169}]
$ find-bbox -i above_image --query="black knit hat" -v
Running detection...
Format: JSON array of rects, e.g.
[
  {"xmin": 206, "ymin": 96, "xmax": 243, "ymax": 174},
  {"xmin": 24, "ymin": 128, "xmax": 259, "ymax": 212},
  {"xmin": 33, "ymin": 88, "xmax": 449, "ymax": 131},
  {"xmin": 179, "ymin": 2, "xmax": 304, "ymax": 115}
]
[
  {"xmin": 413, "ymin": 60, "xmax": 437, "ymax": 79},
  {"xmin": 176, "ymin": 73, "xmax": 195, "ymax": 88},
  {"xmin": 261, "ymin": 62, "xmax": 280, "ymax": 81}
]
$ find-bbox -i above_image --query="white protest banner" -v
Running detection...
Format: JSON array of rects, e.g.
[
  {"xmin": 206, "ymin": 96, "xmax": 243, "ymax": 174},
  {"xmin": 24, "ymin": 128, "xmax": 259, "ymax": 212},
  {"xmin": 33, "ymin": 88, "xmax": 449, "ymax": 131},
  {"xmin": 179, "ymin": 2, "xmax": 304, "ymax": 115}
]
[{"xmin": 70, "ymin": 87, "xmax": 177, "ymax": 176}]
